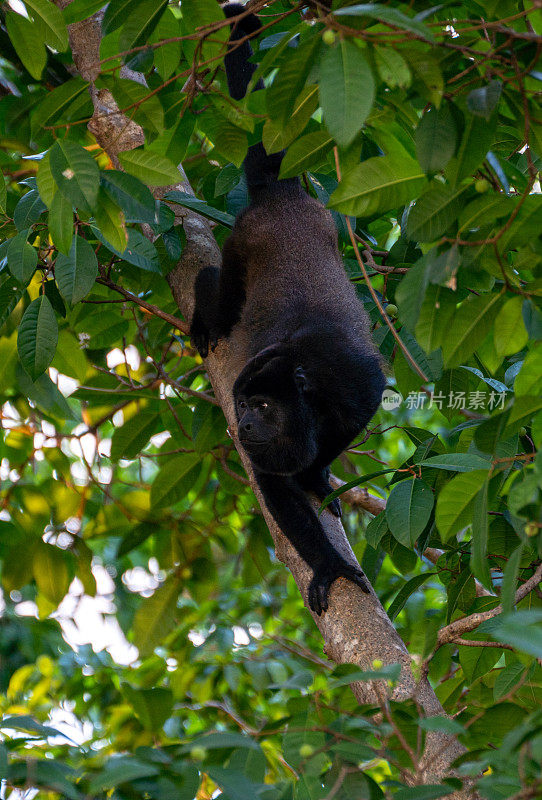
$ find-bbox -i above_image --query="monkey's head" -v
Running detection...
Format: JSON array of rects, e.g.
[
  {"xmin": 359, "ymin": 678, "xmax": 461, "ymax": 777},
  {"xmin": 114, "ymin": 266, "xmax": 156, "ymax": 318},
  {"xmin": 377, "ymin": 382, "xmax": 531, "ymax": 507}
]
[{"xmin": 233, "ymin": 356, "xmax": 319, "ymax": 475}]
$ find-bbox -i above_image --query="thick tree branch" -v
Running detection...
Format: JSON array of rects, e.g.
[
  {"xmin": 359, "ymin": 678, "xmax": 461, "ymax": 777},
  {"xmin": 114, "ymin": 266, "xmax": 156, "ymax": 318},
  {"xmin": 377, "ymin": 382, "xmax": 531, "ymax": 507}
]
[
  {"xmin": 62, "ymin": 4, "xmax": 470, "ymax": 788},
  {"xmin": 437, "ymin": 562, "xmax": 542, "ymax": 647}
]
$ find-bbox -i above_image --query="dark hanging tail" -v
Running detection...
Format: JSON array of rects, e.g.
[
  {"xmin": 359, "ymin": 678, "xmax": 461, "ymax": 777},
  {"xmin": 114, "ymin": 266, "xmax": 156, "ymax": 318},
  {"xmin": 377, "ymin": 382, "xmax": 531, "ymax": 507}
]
[{"xmin": 222, "ymin": 3, "xmax": 301, "ymax": 201}]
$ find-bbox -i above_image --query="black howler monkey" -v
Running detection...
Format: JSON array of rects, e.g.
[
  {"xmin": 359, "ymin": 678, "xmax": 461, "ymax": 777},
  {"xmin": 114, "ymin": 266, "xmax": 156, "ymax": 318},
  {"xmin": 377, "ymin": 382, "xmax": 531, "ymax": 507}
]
[{"xmin": 190, "ymin": 3, "xmax": 385, "ymax": 615}]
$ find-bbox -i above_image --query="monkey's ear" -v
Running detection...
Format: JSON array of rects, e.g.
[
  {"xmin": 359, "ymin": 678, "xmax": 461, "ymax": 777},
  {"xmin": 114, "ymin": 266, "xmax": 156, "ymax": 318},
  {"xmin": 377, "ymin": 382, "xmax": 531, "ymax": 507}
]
[{"xmin": 294, "ymin": 366, "xmax": 311, "ymax": 393}]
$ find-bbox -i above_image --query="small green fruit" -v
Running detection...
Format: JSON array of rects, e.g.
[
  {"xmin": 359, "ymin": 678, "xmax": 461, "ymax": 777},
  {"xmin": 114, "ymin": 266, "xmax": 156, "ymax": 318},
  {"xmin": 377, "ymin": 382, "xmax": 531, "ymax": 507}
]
[
  {"xmin": 524, "ymin": 521, "xmax": 538, "ymax": 538},
  {"xmin": 299, "ymin": 744, "xmax": 315, "ymax": 758},
  {"xmin": 190, "ymin": 746, "xmax": 207, "ymax": 761},
  {"xmin": 180, "ymin": 566, "xmax": 192, "ymax": 580},
  {"xmin": 322, "ymin": 29, "xmax": 336, "ymax": 45},
  {"xmin": 475, "ymin": 178, "xmax": 490, "ymax": 193},
  {"xmin": 386, "ymin": 304, "xmax": 398, "ymax": 318},
  {"xmin": 519, "ymin": 427, "xmax": 527, "ymax": 437},
  {"xmin": 372, "ymin": 659, "xmax": 383, "ymax": 670}
]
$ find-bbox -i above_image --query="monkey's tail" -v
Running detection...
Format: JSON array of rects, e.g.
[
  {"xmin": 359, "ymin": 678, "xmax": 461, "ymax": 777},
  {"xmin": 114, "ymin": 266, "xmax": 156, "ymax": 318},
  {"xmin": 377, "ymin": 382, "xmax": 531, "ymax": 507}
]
[{"xmin": 222, "ymin": 3, "xmax": 301, "ymax": 201}]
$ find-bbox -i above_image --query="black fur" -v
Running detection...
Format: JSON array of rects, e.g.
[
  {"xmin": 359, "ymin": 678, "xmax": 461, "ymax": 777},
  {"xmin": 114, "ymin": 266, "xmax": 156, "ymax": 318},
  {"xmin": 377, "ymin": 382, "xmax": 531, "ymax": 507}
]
[{"xmin": 190, "ymin": 3, "xmax": 386, "ymax": 615}]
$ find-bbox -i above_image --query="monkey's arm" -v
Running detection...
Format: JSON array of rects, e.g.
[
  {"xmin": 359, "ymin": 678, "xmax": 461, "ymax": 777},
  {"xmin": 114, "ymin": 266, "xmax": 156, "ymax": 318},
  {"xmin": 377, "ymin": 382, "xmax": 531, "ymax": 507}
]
[
  {"xmin": 190, "ymin": 238, "xmax": 246, "ymax": 357},
  {"xmin": 255, "ymin": 472, "xmax": 369, "ymax": 614}
]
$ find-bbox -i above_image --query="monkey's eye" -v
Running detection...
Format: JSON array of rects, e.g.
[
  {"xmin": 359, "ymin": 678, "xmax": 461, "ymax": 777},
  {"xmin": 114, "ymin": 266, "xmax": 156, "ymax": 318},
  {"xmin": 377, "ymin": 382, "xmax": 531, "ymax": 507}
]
[
  {"xmin": 257, "ymin": 401, "xmax": 268, "ymax": 410},
  {"xmin": 239, "ymin": 400, "xmax": 247, "ymax": 410}
]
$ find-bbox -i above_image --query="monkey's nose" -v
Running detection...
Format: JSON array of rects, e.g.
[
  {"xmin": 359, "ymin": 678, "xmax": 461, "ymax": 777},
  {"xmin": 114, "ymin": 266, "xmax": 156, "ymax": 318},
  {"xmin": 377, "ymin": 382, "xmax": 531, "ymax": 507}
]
[{"xmin": 239, "ymin": 421, "xmax": 252, "ymax": 438}]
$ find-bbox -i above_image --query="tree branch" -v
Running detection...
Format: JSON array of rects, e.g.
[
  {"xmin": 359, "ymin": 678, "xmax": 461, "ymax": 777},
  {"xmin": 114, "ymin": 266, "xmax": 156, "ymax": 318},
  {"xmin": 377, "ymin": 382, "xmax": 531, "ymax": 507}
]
[{"xmin": 437, "ymin": 562, "xmax": 542, "ymax": 647}]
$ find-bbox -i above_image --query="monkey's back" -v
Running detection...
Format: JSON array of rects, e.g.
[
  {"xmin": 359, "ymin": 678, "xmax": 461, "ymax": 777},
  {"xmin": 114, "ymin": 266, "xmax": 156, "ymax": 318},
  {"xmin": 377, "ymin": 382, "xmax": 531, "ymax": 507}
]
[{"xmin": 229, "ymin": 191, "xmax": 371, "ymax": 354}]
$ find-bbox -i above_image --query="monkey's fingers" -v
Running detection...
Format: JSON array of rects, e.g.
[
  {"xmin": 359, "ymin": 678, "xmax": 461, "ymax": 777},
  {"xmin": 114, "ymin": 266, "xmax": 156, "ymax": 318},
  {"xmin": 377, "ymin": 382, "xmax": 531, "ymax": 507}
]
[
  {"xmin": 308, "ymin": 561, "xmax": 370, "ymax": 615},
  {"xmin": 327, "ymin": 497, "xmax": 342, "ymax": 518}
]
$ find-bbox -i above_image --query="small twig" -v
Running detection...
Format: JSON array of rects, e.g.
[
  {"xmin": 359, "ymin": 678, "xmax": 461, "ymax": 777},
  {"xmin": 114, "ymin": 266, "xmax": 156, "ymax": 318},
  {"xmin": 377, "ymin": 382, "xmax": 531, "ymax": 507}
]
[
  {"xmin": 96, "ymin": 276, "xmax": 190, "ymax": 334},
  {"xmin": 436, "ymin": 562, "xmax": 542, "ymax": 647}
]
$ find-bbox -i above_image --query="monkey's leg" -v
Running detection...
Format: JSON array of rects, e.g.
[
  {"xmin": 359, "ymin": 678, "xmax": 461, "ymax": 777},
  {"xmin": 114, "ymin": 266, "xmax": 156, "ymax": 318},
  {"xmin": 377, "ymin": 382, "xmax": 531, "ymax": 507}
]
[
  {"xmin": 255, "ymin": 473, "xmax": 369, "ymax": 615},
  {"xmin": 296, "ymin": 465, "xmax": 341, "ymax": 518}
]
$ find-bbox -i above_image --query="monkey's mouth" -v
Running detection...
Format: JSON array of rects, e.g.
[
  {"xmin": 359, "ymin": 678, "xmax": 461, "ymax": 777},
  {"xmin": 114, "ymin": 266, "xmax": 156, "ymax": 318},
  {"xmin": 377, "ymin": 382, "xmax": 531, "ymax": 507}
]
[{"xmin": 239, "ymin": 437, "xmax": 270, "ymax": 450}]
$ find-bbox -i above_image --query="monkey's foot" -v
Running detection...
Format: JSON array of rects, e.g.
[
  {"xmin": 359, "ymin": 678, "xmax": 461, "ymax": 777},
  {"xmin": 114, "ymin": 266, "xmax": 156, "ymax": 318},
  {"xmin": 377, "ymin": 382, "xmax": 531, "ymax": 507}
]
[{"xmin": 308, "ymin": 558, "xmax": 370, "ymax": 615}]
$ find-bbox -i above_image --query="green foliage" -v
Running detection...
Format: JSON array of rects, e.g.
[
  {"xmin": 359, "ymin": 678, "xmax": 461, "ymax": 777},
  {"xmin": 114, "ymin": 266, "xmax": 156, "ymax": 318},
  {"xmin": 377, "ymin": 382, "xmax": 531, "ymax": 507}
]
[{"xmin": 1, "ymin": 0, "xmax": 542, "ymax": 798}]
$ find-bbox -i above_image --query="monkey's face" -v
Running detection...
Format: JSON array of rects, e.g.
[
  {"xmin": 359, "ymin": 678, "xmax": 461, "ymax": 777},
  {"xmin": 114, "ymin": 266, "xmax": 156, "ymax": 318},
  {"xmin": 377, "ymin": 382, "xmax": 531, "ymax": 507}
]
[{"xmin": 235, "ymin": 390, "xmax": 318, "ymax": 475}]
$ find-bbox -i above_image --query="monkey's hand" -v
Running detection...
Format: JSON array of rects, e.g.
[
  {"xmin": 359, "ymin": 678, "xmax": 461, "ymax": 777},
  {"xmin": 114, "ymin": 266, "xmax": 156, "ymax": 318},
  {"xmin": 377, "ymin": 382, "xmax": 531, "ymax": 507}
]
[
  {"xmin": 190, "ymin": 315, "xmax": 223, "ymax": 359},
  {"xmin": 308, "ymin": 556, "xmax": 370, "ymax": 616}
]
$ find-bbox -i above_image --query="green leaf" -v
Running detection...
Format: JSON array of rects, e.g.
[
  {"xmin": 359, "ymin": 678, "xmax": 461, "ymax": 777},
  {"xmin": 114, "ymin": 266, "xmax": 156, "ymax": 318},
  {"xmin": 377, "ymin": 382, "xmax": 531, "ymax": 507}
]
[
  {"xmin": 364, "ymin": 512, "xmax": 388, "ymax": 549},
  {"xmin": 132, "ymin": 576, "xmax": 182, "ymax": 657},
  {"xmin": 88, "ymin": 758, "xmax": 159, "ymax": 794},
  {"xmin": 117, "ymin": 0, "xmax": 168, "ymax": 53},
  {"xmin": 262, "ymin": 85, "xmax": 319, "ymax": 154},
  {"xmin": 388, "ymin": 573, "xmax": 434, "ymax": 621},
  {"xmin": 93, "ymin": 188, "xmax": 128, "ymax": 253},
  {"xmin": 435, "ymin": 469, "xmax": 488, "ymax": 541},
  {"xmin": 419, "ymin": 454, "xmax": 490, "ymax": 472},
  {"xmin": 467, "ymin": 80, "xmax": 502, "ymax": 120},
  {"xmin": 18, "ymin": 295, "xmax": 58, "ymax": 380},
  {"xmin": 493, "ymin": 662, "xmax": 525, "ymax": 701},
  {"xmin": 386, "ymin": 478, "xmax": 434, "ymax": 548},
  {"xmin": 24, "ymin": 0, "xmax": 68, "ymax": 50},
  {"xmin": 373, "ymin": 45, "xmax": 411, "ymax": 89},
  {"xmin": 37, "ymin": 151, "xmax": 56, "ymax": 208},
  {"xmin": 493, "ymin": 296, "xmax": 528, "ymax": 357},
  {"xmin": 179, "ymin": 0, "xmax": 227, "ymax": 64},
  {"xmin": 501, "ymin": 545, "xmax": 523, "ymax": 614},
  {"xmin": 407, "ymin": 182, "xmax": 466, "ymax": 242},
  {"xmin": 122, "ymin": 685, "xmax": 173, "ymax": 731},
  {"xmin": 446, "ymin": 113, "xmax": 497, "ymax": 186},
  {"xmin": 200, "ymin": 114, "xmax": 248, "ymax": 168},
  {"xmin": 31, "ymin": 78, "xmax": 89, "ymax": 136},
  {"xmin": 49, "ymin": 140, "xmax": 100, "ymax": 214},
  {"xmin": 335, "ymin": 5, "xmax": 434, "ymax": 42},
  {"xmin": 266, "ymin": 35, "xmax": 321, "ymax": 125},
  {"xmin": 152, "ymin": 8, "xmax": 181, "ymax": 80},
  {"xmin": 415, "ymin": 285, "xmax": 456, "ymax": 353},
  {"xmin": 55, "ymin": 236, "xmax": 98, "ymax": 306},
  {"xmin": 470, "ymin": 480, "xmax": 493, "ymax": 591},
  {"xmin": 278, "ymin": 131, "xmax": 334, "ymax": 179},
  {"xmin": 33, "ymin": 541, "xmax": 70, "ymax": 605},
  {"xmin": 62, "ymin": 0, "xmax": 107, "ymax": 25},
  {"xmin": 319, "ymin": 40, "xmax": 374, "ymax": 148},
  {"xmin": 515, "ymin": 347, "xmax": 542, "ymax": 397},
  {"xmin": 165, "ymin": 190, "xmax": 235, "ymax": 227},
  {"xmin": 49, "ymin": 191, "xmax": 73, "ymax": 255},
  {"xmin": 111, "ymin": 412, "xmax": 159, "ymax": 460},
  {"xmin": 0, "ymin": 277, "xmax": 26, "ymax": 330},
  {"xmin": 415, "ymin": 104, "xmax": 457, "ymax": 174},
  {"xmin": 19, "ymin": 369, "xmax": 78, "ymax": 419},
  {"xmin": 407, "ymin": 50, "xmax": 443, "ymax": 105},
  {"xmin": 329, "ymin": 154, "xmax": 425, "ymax": 217},
  {"xmin": 495, "ymin": 611, "xmax": 542, "ymax": 659},
  {"xmin": 118, "ymin": 150, "xmax": 181, "ymax": 186},
  {"xmin": 151, "ymin": 453, "xmax": 200, "ymax": 508},
  {"xmin": 5, "ymin": 11, "xmax": 47, "ymax": 79},
  {"xmin": 100, "ymin": 170, "xmax": 157, "ymax": 223},
  {"xmin": 0, "ymin": 172, "xmax": 6, "ymax": 214},
  {"xmin": 92, "ymin": 227, "xmax": 159, "ymax": 271},
  {"xmin": 442, "ymin": 292, "xmax": 503, "ymax": 368},
  {"xmin": 13, "ymin": 190, "xmax": 47, "ymax": 231},
  {"xmin": 459, "ymin": 642, "xmax": 502, "ymax": 683},
  {"xmin": 7, "ymin": 231, "xmax": 38, "ymax": 285}
]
